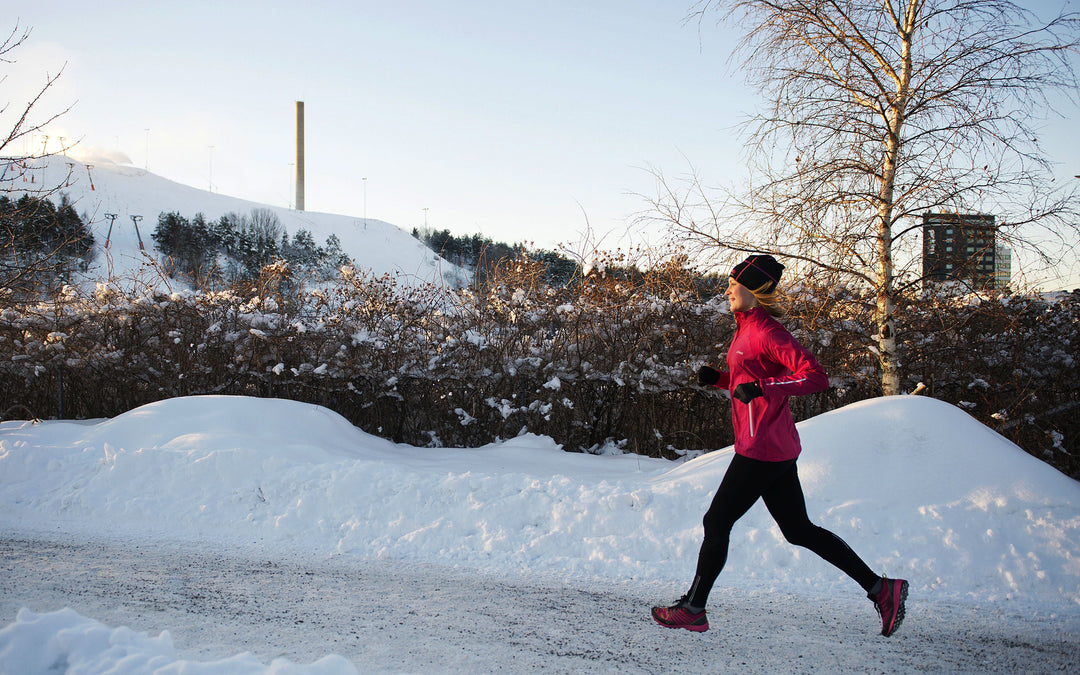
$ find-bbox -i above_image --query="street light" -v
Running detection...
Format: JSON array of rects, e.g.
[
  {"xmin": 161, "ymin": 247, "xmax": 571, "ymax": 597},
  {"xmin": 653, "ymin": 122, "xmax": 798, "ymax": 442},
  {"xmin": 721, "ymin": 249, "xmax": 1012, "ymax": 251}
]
[{"xmin": 288, "ymin": 163, "xmax": 294, "ymax": 209}]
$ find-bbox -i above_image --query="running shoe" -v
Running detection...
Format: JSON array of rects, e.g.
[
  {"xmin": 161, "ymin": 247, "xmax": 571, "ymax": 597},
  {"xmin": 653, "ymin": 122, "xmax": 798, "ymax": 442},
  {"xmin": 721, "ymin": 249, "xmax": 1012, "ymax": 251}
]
[
  {"xmin": 869, "ymin": 577, "xmax": 909, "ymax": 637},
  {"xmin": 651, "ymin": 594, "xmax": 709, "ymax": 632}
]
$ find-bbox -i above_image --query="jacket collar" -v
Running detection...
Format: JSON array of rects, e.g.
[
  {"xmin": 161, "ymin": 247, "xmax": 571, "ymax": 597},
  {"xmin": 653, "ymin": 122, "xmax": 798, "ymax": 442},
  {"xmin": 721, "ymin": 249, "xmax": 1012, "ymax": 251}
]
[{"xmin": 734, "ymin": 306, "xmax": 770, "ymax": 325}]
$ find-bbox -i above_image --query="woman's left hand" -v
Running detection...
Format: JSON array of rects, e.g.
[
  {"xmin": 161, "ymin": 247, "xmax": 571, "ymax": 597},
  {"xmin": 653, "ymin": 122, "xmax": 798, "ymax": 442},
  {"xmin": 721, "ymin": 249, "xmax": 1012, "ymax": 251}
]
[{"xmin": 732, "ymin": 381, "xmax": 763, "ymax": 403}]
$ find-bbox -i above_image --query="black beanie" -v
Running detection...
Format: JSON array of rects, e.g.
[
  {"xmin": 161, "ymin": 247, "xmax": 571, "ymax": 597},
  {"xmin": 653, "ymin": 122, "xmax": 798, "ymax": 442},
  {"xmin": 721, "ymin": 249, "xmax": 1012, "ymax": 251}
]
[{"xmin": 731, "ymin": 254, "xmax": 784, "ymax": 293}]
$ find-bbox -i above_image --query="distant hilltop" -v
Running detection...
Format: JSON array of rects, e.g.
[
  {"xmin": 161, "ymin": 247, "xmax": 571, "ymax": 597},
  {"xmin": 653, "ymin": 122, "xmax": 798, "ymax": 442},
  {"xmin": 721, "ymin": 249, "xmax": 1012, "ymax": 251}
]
[{"xmin": 3, "ymin": 154, "xmax": 468, "ymax": 288}]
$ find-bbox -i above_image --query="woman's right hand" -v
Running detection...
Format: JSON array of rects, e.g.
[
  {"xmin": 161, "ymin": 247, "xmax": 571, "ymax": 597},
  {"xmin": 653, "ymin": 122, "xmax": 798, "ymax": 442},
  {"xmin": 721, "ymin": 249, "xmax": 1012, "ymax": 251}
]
[{"xmin": 698, "ymin": 366, "xmax": 721, "ymax": 386}]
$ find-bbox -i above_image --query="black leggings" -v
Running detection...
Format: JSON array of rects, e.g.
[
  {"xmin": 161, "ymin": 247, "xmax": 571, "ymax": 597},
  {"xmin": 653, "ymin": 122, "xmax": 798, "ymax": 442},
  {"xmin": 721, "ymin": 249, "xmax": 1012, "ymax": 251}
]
[{"xmin": 688, "ymin": 453, "xmax": 879, "ymax": 609}]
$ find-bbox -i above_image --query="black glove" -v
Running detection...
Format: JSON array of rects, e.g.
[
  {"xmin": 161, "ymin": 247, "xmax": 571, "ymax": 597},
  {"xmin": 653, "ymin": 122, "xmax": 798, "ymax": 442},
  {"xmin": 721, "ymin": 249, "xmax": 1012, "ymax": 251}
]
[
  {"xmin": 732, "ymin": 381, "xmax": 763, "ymax": 404},
  {"xmin": 697, "ymin": 366, "xmax": 721, "ymax": 386}
]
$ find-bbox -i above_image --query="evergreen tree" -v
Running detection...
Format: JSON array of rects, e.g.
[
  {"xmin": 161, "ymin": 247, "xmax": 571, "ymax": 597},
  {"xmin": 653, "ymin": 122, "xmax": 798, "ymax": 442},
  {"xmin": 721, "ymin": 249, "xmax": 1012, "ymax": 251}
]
[
  {"xmin": 287, "ymin": 228, "xmax": 319, "ymax": 271},
  {"xmin": 322, "ymin": 233, "xmax": 350, "ymax": 271},
  {"xmin": 0, "ymin": 194, "xmax": 95, "ymax": 295},
  {"xmin": 151, "ymin": 212, "xmax": 190, "ymax": 262}
]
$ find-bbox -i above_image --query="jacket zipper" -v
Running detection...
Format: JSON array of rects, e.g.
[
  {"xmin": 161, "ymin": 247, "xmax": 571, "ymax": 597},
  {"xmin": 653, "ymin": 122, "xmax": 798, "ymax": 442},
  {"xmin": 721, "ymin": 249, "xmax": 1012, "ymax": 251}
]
[{"xmin": 733, "ymin": 314, "xmax": 755, "ymax": 438}]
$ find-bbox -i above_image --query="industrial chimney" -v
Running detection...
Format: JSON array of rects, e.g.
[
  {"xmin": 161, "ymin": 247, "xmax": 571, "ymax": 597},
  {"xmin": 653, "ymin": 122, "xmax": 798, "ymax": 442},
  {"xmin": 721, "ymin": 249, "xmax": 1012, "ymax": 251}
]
[{"xmin": 295, "ymin": 101, "xmax": 305, "ymax": 211}]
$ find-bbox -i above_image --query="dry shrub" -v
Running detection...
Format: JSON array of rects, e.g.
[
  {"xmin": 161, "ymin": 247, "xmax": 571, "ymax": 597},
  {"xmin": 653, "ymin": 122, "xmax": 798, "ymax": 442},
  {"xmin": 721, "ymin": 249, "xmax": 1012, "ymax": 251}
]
[{"xmin": 1, "ymin": 256, "xmax": 1076, "ymax": 477}]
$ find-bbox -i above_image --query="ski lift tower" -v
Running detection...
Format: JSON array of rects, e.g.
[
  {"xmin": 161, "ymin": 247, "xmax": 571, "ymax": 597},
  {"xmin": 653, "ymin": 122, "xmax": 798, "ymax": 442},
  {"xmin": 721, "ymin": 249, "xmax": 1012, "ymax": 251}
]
[
  {"xmin": 130, "ymin": 215, "xmax": 146, "ymax": 251},
  {"xmin": 103, "ymin": 213, "xmax": 118, "ymax": 249}
]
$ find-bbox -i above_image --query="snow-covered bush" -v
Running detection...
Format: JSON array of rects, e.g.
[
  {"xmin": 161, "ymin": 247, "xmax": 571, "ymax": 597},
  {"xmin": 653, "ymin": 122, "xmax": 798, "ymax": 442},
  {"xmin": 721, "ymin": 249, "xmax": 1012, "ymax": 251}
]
[{"xmin": 1, "ymin": 256, "xmax": 1076, "ymax": 477}]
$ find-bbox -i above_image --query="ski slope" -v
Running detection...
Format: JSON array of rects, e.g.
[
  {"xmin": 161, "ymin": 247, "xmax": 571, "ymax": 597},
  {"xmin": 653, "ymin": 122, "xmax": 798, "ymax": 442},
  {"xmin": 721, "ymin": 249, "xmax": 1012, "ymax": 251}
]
[{"xmin": 3, "ymin": 151, "xmax": 467, "ymax": 287}]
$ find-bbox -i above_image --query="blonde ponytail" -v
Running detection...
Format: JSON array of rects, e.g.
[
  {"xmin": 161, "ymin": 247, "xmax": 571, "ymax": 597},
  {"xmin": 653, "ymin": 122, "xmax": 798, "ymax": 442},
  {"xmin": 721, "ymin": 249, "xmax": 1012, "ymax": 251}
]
[{"xmin": 750, "ymin": 283, "xmax": 787, "ymax": 318}]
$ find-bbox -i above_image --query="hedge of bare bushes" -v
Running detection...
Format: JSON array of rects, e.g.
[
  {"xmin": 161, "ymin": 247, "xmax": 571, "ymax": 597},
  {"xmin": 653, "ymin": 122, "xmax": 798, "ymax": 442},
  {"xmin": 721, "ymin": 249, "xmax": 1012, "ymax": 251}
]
[{"xmin": 1, "ymin": 256, "xmax": 1077, "ymax": 478}]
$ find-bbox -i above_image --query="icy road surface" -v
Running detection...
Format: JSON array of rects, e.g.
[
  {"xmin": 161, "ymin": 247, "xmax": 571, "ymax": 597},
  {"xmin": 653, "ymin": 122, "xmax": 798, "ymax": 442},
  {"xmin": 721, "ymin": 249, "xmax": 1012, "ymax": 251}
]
[{"xmin": 2, "ymin": 532, "xmax": 1077, "ymax": 673}]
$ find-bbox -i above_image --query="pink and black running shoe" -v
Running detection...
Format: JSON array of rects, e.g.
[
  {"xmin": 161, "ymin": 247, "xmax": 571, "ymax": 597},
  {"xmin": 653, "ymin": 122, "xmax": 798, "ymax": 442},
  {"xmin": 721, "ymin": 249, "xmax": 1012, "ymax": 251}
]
[
  {"xmin": 651, "ymin": 595, "xmax": 709, "ymax": 632},
  {"xmin": 869, "ymin": 577, "xmax": 909, "ymax": 637}
]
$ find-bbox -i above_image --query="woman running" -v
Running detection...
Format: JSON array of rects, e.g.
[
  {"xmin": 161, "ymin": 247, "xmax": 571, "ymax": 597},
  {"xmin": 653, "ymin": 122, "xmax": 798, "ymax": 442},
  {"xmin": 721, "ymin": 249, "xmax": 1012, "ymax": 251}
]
[{"xmin": 651, "ymin": 254, "xmax": 908, "ymax": 637}]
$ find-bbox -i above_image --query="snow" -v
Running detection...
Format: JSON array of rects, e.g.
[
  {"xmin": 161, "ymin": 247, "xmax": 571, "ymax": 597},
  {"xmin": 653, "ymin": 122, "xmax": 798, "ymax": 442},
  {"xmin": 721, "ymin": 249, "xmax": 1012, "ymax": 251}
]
[
  {"xmin": 0, "ymin": 394, "xmax": 1078, "ymax": 672},
  {"xmin": 1, "ymin": 396, "xmax": 1079, "ymax": 672},
  {"xmin": 0, "ymin": 608, "xmax": 354, "ymax": 674},
  {"xmin": 4, "ymin": 153, "xmax": 468, "ymax": 287}
]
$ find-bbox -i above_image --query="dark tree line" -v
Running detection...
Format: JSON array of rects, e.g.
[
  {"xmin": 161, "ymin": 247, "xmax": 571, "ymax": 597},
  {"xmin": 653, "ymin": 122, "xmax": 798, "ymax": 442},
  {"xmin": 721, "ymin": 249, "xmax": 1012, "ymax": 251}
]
[
  {"xmin": 152, "ymin": 207, "xmax": 350, "ymax": 287},
  {"xmin": 0, "ymin": 194, "xmax": 95, "ymax": 299},
  {"xmin": 413, "ymin": 226, "xmax": 645, "ymax": 288}
]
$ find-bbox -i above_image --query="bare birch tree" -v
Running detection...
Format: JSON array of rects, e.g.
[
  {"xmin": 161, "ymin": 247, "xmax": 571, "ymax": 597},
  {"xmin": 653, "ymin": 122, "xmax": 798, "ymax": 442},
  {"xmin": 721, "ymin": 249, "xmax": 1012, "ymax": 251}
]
[{"xmin": 653, "ymin": 1, "xmax": 1079, "ymax": 395}]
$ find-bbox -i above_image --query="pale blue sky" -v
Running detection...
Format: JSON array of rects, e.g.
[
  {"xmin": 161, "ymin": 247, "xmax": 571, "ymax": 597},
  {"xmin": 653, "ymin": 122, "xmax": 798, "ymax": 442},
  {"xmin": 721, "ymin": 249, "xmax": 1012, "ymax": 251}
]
[{"xmin": 7, "ymin": 0, "xmax": 1080, "ymax": 287}]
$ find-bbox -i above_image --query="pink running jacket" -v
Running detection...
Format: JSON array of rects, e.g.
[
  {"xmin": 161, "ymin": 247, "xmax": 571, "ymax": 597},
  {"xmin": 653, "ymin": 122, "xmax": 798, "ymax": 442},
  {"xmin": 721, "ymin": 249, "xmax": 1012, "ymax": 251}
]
[{"xmin": 709, "ymin": 306, "xmax": 829, "ymax": 461}]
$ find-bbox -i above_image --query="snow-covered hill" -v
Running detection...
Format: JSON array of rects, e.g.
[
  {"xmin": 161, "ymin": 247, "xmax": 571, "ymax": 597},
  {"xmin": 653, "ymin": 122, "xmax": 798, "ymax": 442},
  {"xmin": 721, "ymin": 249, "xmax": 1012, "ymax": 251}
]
[{"xmin": 2, "ymin": 151, "xmax": 467, "ymax": 287}]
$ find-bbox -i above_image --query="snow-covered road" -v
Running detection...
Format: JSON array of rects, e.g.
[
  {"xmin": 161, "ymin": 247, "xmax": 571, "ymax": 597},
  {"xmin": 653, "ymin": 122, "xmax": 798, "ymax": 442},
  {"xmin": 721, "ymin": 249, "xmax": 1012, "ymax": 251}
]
[{"xmin": 3, "ymin": 532, "xmax": 1077, "ymax": 673}]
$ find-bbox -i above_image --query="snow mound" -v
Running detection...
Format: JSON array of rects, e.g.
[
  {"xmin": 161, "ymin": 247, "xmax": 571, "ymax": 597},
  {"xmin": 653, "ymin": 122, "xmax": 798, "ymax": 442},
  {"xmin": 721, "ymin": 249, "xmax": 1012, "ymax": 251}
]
[
  {"xmin": 1, "ymin": 394, "xmax": 1077, "ymax": 609},
  {"xmin": 0, "ymin": 608, "xmax": 357, "ymax": 675}
]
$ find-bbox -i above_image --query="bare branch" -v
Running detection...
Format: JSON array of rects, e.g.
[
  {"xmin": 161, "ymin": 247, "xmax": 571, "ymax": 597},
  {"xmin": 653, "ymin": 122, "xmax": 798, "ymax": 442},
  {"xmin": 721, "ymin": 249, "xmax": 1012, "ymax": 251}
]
[{"xmin": 1, "ymin": 22, "xmax": 82, "ymax": 303}]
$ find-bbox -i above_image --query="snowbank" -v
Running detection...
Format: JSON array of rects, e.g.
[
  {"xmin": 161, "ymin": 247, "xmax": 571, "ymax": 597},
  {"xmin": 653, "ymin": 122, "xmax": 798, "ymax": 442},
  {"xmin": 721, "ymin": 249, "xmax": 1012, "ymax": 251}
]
[
  {"xmin": 1, "ymin": 394, "xmax": 1078, "ymax": 671},
  {"xmin": 3, "ymin": 395, "xmax": 1076, "ymax": 605},
  {"xmin": 0, "ymin": 608, "xmax": 356, "ymax": 674}
]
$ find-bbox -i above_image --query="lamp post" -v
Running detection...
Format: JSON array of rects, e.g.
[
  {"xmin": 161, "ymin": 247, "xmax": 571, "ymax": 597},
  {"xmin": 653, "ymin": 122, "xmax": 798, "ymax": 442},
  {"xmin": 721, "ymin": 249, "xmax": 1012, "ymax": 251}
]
[{"xmin": 288, "ymin": 163, "xmax": 294, "ymax": 209}]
